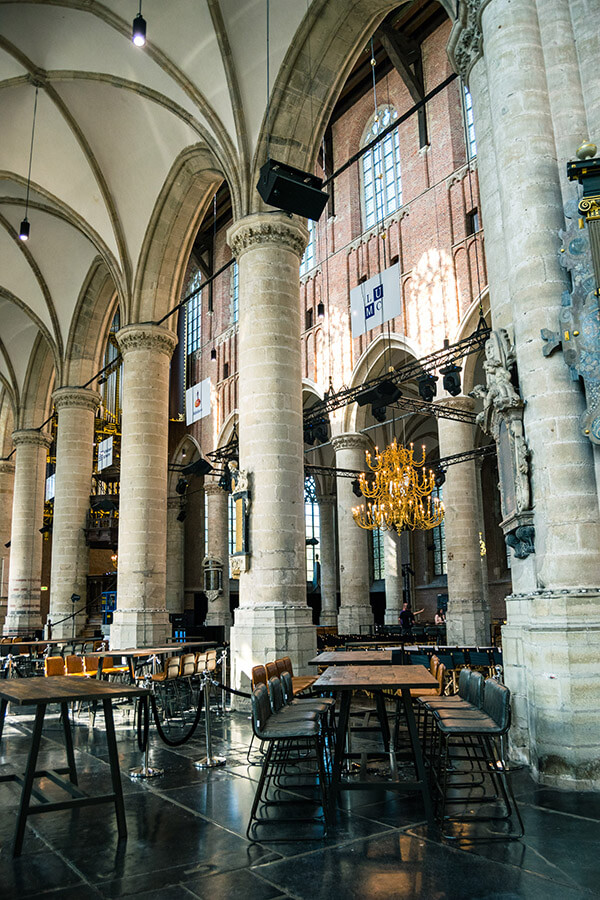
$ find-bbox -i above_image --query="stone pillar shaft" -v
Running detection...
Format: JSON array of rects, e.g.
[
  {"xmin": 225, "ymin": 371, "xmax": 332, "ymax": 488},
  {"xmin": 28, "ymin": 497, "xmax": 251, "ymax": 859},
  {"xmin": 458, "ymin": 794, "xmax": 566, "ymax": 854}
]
[
  {"xmin": 318, "ymin": 495, "xmax": 337, "ymax": 627},
  {"xmin": 0, "ymin": 460, "xmax": 15, "ymax": 629},
  {"xmin": 332, "ymin": 433, "xmax": 373, "ymax": 635},
  {"xmin": 204, "ymin": 481, "xmax": 231, "ymax": 628},
  {"xmin": 110, "ymin": 324, "xmax": 177, "ymax": 649},
  {"xmin": 49, "ymin": 387, "xmax": 100, "ymax": 639},
  {"xmin": 226, "ymin": 213, "xmax": 316, "ymax": 694},
  {"xmin": 384, "ymin": 529, "xmax": 402, "ymax": 626},
  {"xmin": 4, "ymin": 430, "xmax": 52, "ymax": 634},
  {"xmin": 436, "ymin": 397, "xmax": 489, "ymax": 645},
  {"xmin": 166, "ymin": 497, "xmax": 184, "ymax": 616}
]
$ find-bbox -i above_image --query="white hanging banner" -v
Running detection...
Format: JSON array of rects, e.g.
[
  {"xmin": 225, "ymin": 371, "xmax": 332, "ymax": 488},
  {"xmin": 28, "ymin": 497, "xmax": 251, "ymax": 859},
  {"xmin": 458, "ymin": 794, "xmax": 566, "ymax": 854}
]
[
  {"xmin": 98, "ymin": 436, "xmax": 113, "ymax": 471},
  {"xmin": 45, "ymin": 473, "xmax": 55, "ymax": 501},
  {"xmin": 350, "ymin": 262, "xmax": 401, "ymax": 338},
  {"xmin": 185, "ymin": 377, "xmax": 211, "ymax": 425}
]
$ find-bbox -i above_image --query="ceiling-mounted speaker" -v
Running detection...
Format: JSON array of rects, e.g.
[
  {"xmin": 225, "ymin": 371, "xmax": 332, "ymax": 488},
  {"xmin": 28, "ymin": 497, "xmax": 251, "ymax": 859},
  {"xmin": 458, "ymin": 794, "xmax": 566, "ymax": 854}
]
[
  {"xmin": 257, "ymin": 159, "xmax": 329, "ymax": 221},
  {"xmin": 182, "ymin": 458, "xmax": 213, "ymax": 477}
]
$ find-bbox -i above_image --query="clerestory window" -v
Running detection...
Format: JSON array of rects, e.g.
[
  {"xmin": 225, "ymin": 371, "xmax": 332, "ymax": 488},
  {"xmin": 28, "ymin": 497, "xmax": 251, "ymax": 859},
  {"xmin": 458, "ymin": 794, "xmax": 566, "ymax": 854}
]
[{"xmin": 362, "ymin": 106, "xmax": 402, "ymax": 230}]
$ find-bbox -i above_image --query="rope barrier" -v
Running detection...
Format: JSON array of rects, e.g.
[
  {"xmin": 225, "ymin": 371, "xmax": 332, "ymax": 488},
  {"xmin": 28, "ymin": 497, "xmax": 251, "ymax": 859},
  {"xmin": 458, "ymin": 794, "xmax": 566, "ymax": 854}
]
[
  {"xmin": 208, "ymin": 679, "xmax": 251, "ymax": 699},
  {"xmin": 148, "ymin": 690, "xmax": 205, "ymax": 747}
]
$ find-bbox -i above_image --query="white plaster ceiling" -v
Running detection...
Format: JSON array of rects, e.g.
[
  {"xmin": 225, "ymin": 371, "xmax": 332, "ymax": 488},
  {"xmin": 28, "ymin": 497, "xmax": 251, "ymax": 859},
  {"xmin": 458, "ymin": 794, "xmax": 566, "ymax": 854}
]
[{"xmin": 0, "ymin": 0, "xmax": 311, "ymax": 409}]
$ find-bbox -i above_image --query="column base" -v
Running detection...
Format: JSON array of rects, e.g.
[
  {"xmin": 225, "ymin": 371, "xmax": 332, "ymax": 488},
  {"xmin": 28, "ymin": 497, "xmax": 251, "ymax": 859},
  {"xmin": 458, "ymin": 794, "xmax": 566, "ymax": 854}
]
[
  {"xmin": 319, "ymin": 610, "xmax": 338, "ymax": 628},
  {"xmin": 230, "ymin": 604, "xmax": 317, "ymax": 708},
  {"xmin": 503, "ymin": 588, "xmax": 600, "ymax": 790},
  {"xmin": 110, "ymin": 608, "xmax": 170, "ymax": 649},
  {"xmin": 3, "ymin": 610, "xmax": 43, "ymax": 636},
  {"xmin": 446, "ymin": 597, "xmax": 491, "ymax": 646},
  {"xmin": 337, "ymin": 604, "xmax": 374, "ymax": 636}
]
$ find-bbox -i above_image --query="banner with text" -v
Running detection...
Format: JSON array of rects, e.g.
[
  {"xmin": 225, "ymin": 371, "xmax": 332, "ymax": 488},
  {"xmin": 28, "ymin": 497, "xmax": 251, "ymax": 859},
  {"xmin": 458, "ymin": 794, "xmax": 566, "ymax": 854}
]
[
  {"xmin": 98, "ymin": 436, "xmax": 113, "ymax": 471},
  {"xmin": 350, "ymin": 262, "xmax": 401, "ymax": 338},
  {"xmin": 185, "ymin": 377, "xmax": 211, "ymax": 425},
  {"xmin": 45, "ymin": 473, "xmax": 55, "ymax": 501}
]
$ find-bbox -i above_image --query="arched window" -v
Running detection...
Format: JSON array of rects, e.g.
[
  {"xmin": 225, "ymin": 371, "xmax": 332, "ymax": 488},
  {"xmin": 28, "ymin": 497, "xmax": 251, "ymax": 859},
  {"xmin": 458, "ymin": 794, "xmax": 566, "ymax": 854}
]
[
  {"xmin": 300, "ymin": 218, "xmax": 316, "ymax": 276},
  {"xmin": 463, "ymin": 86, "xmax": 477, "ymax": 159},
  {"xmin": 185, "ymin": 269, "xmax": 202, "ymax": 356},
  {"xmin": 372, "ymin": 528, "xmax": 385, "ymax": 581},
  {"xmin": 304, "ymin": 476, "xmax": 320, "ymax": 582},
  {"xmin": 362, "ymin": 106, "xmax": 402, "ymax": 230},
  {"xmin": 100, "ymin": 308, "xmax": 122, "ymax": 423},
  {"xmin": 432, "ymin": 486, "xmax": 447, "ymax": 576}
]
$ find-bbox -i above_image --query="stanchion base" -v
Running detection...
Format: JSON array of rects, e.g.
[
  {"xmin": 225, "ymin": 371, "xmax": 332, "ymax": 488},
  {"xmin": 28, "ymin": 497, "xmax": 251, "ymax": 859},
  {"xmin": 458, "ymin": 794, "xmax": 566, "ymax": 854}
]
[
  {"xmin": 194, "ymin": 756, "xmax": 226, "ymax": 768},
  {"xmin": 130, "ymin": 765, "xmax": 164, "ymax": 779}
]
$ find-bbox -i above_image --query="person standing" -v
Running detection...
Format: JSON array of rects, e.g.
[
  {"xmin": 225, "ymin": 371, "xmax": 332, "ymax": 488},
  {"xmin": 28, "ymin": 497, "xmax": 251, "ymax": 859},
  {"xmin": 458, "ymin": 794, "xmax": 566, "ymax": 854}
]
[{"xmin": 399, "ymin": 601, "xmax": 424, "ymax": 636}]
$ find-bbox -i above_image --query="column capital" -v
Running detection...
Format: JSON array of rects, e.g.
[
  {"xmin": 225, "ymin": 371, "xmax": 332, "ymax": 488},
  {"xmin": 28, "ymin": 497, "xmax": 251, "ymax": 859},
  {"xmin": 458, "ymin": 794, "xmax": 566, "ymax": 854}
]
[
  {"xmin": 434, "ymin": 394, "xmax": 475, "ymax": 414},
  {"xmin": 52, "ymin": 386, "xmax": 101, "ymax": 413},
  {"xmin": 227, "ymin": 212, "xmax": 309, "ymax": 261},
  {"xmin": 330, "ymin": 432, "xmax": 370, "ymax": 453},
  {"xmin": 117, "ymin": 323, "xmax": 178, "ymax": 359},
  {"xmin": 12, "ymin": 429, "xmax": 52, "ymax": 450},
  {"xmin": 204, "ymin": 479, "xmax": 226, "ymax": 497},
  {"xmin": 447, "ymin": 0, "xmax": 493, "ymax": 82},
  {"xmin": 0, "ymin": 460, "xmax": 15, "ymax": 475}
]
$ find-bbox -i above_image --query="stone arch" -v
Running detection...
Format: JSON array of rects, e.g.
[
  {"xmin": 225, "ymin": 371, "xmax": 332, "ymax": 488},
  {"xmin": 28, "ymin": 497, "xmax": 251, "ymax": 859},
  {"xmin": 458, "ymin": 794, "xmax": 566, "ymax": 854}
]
[
  {"xmin": 63, "ymin": 258, "xmax": 121, "ymax": 387},
  {"xmin": 216, "ymin": 409, "xmax": 238, "ymax": 450},
  {"xmin": 451, "ymin": 287, "xmax": 490, "ymax": 396},
  {"xmin": 252, "ymin": 0, "xmax": 425, "ymax": 193},
  {"xmin": 0, "ymin": 391, "xmax": 15, "ymax": 457},
  {"xmin": 342, "ymin": 331, "xmax": 422, "ymax": 433},
  {"xmin": 18, "ymin": 334, "xmax": 56, "ymax": 430},
  {"xmin": 132, "ymin": 146, "xmax": 230, "ymax": 325},
  {"xmin": 168, "ymin": 433, "xmax": 203, "ymax": 494}
]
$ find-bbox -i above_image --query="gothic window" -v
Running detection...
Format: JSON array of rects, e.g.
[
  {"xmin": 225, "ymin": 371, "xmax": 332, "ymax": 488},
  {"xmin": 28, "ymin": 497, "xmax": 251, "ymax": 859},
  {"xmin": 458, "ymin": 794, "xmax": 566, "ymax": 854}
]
[
  {"xmin": 228, "ymin": 493, "xmax": 236, "ymax": 576},
  {"xmin": 101, "ymin": 309, "xmax": 122, "ymax": 423},
  {"xmin": 300, "ymin": 218, "xmax": 316, "ymax": 276},
  {"xmin": 362, "ymin": 106, "xmax": 402, "ymax": 230},
  {"xmin": 463, "ymin": 86, "xmax": 477, "ymax": 159},
  {"xmin": 304, "ymin": 476, "xmax": 320, "ymax": 582},
  {"xmin": 232, "ymin": 260, "xmax": 239, "ymax": 324},
  {"xmin": 186, "ymin": 269, "xmax": 202, "ymax": 356},
  {"xmin": 372, "ymin": 528, "xmax": 385, "ymax": 581},
  {"xmin": 432, "ymin": 486, "xmax": 447, "ymax": 576}
]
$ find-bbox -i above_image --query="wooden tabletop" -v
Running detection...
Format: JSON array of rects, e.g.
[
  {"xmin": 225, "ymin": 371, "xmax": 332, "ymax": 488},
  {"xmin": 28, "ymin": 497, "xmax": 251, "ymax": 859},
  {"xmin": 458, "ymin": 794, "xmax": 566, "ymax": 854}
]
[
  {"xmin": 94, "ymin": 641, "xmax": 218, "ymax": 658},
  {"xmin": 312, "ymin": 664, "xmax": 438, "ymax": 692},
  {"xmin": 309, "ymin": 650, "xmax": 397, "ymax": 665},
  {"xmin": 0, "ymin": 675, "xmax": 149, "ymax": 706}
]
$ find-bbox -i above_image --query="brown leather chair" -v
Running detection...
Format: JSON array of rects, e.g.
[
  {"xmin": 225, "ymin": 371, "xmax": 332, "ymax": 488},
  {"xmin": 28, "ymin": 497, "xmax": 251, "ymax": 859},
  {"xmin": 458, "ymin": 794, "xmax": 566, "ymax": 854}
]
[
  {"xmin": 251, "ymin": 665, "xmax": 267, "ymax": 689},
  {"xmin": 45, "ymin": 656, "xmax": 65, "ymax": 677}
]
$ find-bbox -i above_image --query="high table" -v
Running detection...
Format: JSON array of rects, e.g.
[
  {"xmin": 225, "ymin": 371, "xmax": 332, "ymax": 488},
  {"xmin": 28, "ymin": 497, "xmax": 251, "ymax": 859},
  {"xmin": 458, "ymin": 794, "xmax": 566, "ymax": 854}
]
[
  {"xmin": 0, "ymin": 676, "xmax": 149, "ymax": 856},
  {"xmin": 312, "ymin": 664, "xmax": 438, "ymax": 823},
  {"xmin": 94, "ymin": 641, "xmax": 219, "ymax": 681}
]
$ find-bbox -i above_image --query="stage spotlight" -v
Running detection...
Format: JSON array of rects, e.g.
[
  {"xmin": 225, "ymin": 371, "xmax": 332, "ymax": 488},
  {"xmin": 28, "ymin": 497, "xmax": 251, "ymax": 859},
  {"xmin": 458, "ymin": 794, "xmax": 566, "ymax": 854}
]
[
  {"xmin": 441, "ymin": 363, "xmax": 462, "ymax": 396},
  {"xmin": 351, "ymin": 478, "xmax": 362, "ymax": 498},
  {"xmin": 175, "ymin": 477, "xmax": 188, "ymax": 495},
  {"xmin": 176, "ymin": 509, "xmax": 187, "ymax": 522},
  {"xmin": 418, "ymin": 373, "xmax": 438, "ymax": 402}
]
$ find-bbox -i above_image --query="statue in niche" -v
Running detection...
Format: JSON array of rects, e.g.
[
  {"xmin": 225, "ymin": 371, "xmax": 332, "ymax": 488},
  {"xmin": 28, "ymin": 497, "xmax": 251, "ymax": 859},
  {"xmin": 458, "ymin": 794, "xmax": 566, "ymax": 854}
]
[
  {"xmin": 470, "ymin": 328, "xmax": 534, "ymax": 557},
  {"xmin": 542, "ymin": 198, "xmax": 600, "ymax": 443},
  {"xmin": 228, "ymin": 461, "xmax": 251, "ymax": 574}
]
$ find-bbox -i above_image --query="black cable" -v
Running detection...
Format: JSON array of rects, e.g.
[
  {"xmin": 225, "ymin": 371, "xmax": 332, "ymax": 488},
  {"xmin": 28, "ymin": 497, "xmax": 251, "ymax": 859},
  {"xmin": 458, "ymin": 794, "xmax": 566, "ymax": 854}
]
[
  {"xmin": 136, "ymin": 695, "xmax": 149, "ymax": 753},
  {"xmin": 148, "ymin": 689, "xmax": 205, "ymax": 747}
]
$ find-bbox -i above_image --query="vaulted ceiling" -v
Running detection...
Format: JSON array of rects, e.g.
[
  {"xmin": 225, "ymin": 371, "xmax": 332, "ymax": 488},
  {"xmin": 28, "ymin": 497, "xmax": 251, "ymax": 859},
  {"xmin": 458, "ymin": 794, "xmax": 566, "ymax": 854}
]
[{"xmin": 0, "ymin": 0, "xmax": 451, "ymax": 425}]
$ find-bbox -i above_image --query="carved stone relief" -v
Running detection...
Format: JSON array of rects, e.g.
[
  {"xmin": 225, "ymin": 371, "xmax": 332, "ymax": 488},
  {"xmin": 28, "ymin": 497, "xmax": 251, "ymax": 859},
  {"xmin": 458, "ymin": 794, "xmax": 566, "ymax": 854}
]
[{"xmin": 470, "ymin": 328, "xmax": 534, "ymax": 557}]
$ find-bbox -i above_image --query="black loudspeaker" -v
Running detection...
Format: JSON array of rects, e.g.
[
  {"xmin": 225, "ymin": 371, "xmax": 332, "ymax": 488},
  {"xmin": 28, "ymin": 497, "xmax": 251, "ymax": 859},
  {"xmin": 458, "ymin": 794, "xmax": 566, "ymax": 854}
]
[
  {"xmin": 257, "ymin": 159, "xmax": 329, "ymax": 221},
  {"xmin": 182, "ymin": 457, "xmax": 213, "ymax": 477}
]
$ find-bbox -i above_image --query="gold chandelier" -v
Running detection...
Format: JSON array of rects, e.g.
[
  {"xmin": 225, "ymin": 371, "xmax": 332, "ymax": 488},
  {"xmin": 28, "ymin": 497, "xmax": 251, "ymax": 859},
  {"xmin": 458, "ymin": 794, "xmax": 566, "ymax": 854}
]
[{"xmin": 352, "ymin": 440, "xmax": 444, "ymax": 533}]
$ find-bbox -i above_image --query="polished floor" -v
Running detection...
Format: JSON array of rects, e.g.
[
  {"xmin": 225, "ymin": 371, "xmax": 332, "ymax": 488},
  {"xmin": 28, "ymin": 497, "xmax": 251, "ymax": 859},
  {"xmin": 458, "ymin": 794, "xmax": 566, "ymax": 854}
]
[{"xmin": 0, "ymin": 695, "xmax": 599, "ymax": 899}]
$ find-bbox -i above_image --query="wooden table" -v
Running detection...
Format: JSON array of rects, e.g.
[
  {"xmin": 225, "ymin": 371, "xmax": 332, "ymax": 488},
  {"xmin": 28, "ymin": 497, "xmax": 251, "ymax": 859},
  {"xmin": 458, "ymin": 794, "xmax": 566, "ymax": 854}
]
[
  {"xmin": 0, "ymin": 676, "xmax": 149, "ymax": 856},
  {"xmin": 310, "ymin": 650, "xmax": 396, "ymax": 666},
  {"xmin": 312, "ymin": 664, "xmax": 438, "ymax": 823}
]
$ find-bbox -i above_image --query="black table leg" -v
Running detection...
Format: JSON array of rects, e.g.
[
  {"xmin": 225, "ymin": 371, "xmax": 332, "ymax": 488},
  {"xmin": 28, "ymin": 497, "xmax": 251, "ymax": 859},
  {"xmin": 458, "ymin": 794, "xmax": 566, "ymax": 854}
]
[
  {"xmin": 60, "ymin": 703, "xmax": 78, "ymax": 786},
  {"xmin": 13, "ymin": 703, "xmax": 46, "ymax": 857},
  {"xmin": 329, "ymin": 691, "xmax": 351, "ymax": 817},
  {"xmin": 374, "ymin": 690, "xmax": 391, "ymax": 751},
  {"xmin": 0, "ymin": 697, "xmax": 8, "ymax": 742},
  {"xmin": 102, "ymin": 698, "xmax": 127, "ymax": 840},
  {"xmin": 401, "ymin": 687, "xmax": 434, "ymax": 825}
]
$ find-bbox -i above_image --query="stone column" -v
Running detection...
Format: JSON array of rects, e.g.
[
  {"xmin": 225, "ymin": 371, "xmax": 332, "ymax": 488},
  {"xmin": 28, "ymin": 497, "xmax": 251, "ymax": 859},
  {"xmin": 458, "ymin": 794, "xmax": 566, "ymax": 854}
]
[
  {"xmin": 318, "ymin": 494, "xmax": 337, "ymax": 627},
  {"xmin": 0, "ymin": 460, "xmax": 15, "ymax": 629},
  {"xmin": 226, "ymin": 213, "xmax": 316, "ymax": 693},
  {"xmin": 4, "ymin": 430, "xmax": 52, "ymax": 635},
  {"xmin": 450, "ymin": 0, "xmax": 600, "ymax": 786},
  {"xmin": 204, "ymin": 480, "xmax": 231, "ymax": 628},
  {"xmin": 49, "ymin": 387, "xmax": 100, "ymax": 639},
  {"xmin": 384, "ymin": 530, "xmax": 403, "ymax": 626},
  {"xmin": 110, "ymin": 324, "xmax": 177, "ymax": 649},
  {"xmin": 165, "ymin": 497, "xmax": 184, "ymax": 616},
  {"xmin": 436, "ymin": 397, "xmax": 489, "ymax": 645},
  {"xmin": 331, "ymin": 433, "xmax": 373, "ymax": 634}
]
